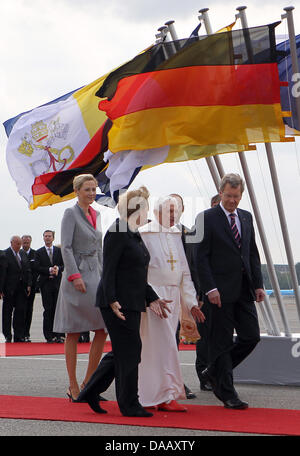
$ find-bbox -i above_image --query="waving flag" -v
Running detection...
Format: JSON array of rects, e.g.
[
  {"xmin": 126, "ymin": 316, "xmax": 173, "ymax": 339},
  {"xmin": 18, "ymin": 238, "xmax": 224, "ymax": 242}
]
[
  {"xmin": 277, "ymin": 34, "xmax": 300, "ymax": 134},
  {"xmin": 98, "ymin": 23, "xmax": 288, "ymax": 154},
  {"xmin": 4, "ymin": 75, "xmax": 109, "ymax": 209}
]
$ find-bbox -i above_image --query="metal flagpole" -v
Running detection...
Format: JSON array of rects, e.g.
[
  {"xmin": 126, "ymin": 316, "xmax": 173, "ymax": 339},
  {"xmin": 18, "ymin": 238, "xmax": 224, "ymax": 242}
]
[
  {"xmin": 238, "ymin": 152, "xmax": 285, "ymax": 336},
  {"xmin": 155, "ymin": 26, "xmax": 172, "ymax": 59},
  {"xmin": 198, "ymin": 8, "xmax": 226, "ymax": 179},
  {"xmin": 281, "ymin": 6, "xmax": 300, "ymax": 124},
  {"xmin": 164, "ymin": 20, "xmax": 221, "ymax": 191},
  {"xmin": 235, "ymin": 5, "xmax": 291, "ymax": 336},
  {"xmin": 265, "ymin": 143, "xmax": 300, "ymax": 321},
  {"xmin": 279, "ymin": 6, "xmax": 300, "ymax": 321}
]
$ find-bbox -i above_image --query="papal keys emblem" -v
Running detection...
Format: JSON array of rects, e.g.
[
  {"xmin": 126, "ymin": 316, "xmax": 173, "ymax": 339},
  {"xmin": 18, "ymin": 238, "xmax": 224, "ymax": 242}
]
[{"xmin": 17, "ymin": 118, "xmax": 74, "ymax": 176}]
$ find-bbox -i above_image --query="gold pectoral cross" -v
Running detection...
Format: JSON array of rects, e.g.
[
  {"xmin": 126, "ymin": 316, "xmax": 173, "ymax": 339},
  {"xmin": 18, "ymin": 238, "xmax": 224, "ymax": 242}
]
[{"xmin": 167, "ymin": 253, "xmax": 177, "ymax": 271}]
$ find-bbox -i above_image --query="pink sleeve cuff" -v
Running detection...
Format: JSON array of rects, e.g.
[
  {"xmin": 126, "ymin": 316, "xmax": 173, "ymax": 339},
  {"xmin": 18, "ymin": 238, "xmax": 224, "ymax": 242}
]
[{"xmin": 68, "ymin": 273, "xmax": 82, "ymax": 282}]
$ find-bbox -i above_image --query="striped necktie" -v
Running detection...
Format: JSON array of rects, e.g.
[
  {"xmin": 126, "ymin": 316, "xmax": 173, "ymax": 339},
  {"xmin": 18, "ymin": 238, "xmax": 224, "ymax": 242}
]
[
  {"xmin": 15, "ymin": 252, "xmax": 22, "ymax": 269},
  {"xmin": 47, "ymin": 247, "xmax": 53, "ymax": 264},
  {"xmin": 229, "ymin": 213, "xmax": 241, "ymax": 248}
]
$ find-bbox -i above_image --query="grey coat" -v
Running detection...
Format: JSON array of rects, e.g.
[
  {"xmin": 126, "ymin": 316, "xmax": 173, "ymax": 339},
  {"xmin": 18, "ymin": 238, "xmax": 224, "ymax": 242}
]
[{"xmin": 53, "ymin": 203, "xmax": 105, "ymax": 333}]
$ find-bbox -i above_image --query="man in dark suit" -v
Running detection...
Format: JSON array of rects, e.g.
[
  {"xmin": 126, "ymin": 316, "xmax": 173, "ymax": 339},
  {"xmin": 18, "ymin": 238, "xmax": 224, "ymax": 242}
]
[
  {"xmin": 35, "ymin": 230, "xmax": 64, "ymax": 343},
  {"xmin": 195, "ymin": 173, "xmax": 265, "ymax": 410},
  {"xmin": 170, "ymin": 193, "xmax": 200, "ymax": 399},
  {"xmin": 21, "ymin": 235, "xmax": 38, "ymax": 342},
  {"xmin": 195, "ymin": 194, "xmax": 221, "ymax": 391},
  {"xmin": 1, "ymin": 236, "xmax": 32, "ymax": 342},
  {"xmin": 0, "ymin": 250, "xmax": 6, "ymax": 297}
]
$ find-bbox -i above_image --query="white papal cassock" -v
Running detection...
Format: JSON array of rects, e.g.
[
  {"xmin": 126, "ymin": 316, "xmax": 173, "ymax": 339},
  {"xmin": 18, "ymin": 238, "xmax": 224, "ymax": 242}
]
[{"xmin": 138, "ymin": 219, "xmax": 198, "ymax": 407}]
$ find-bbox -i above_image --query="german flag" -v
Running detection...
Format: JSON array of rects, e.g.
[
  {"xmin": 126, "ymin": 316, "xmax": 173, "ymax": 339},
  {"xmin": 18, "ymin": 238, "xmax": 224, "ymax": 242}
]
[{"xmin": 98, "ymin": 23, "xmax": 288, "ymax": 153}]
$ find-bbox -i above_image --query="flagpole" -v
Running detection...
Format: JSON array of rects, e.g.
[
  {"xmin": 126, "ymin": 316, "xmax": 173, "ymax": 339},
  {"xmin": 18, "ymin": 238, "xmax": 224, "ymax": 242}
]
[
  {"xmin": 235, "ymin": 5, "xmax": 292, "ymax": 335},
  {"xmin": 278, "ymin": 7, "xmax": 300, "ymax": 320},
  {"xmin": 281, "ymin": 6, "xmax": 300, "ymax": 125},
  {"xmin": 265, "ymin": 143, "xmax": 300, "ymax": 321},
  {"xmin": 155, "ymin": 26, "xmax": 173, "ymax": 59},
  {"xmin": 164, "ymin": 20, "xmax": 221, "ymax": 191},
  {"xmin": 198, "ymin": 9, "xmax": 226, "ymax": 179}
]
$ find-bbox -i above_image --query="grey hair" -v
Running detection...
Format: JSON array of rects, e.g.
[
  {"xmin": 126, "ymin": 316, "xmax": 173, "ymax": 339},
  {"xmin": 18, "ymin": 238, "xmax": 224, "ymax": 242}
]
[
  {"xmin": 10, "ymin": 235, "xmax": 21, "ymax": 242},
  {"xmin": 219, "ymin": 173, "xmax": 245, "ymax": 193},
  {"xmin": 22, "ymin": 234, "xmax": 32, "ymax": 240}
]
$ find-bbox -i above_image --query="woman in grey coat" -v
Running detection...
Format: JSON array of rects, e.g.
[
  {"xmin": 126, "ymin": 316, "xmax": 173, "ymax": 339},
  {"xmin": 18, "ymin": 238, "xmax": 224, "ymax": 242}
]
[{"xmin": 53, "ymin": 174, "xmax": 107, "ymax": 401}]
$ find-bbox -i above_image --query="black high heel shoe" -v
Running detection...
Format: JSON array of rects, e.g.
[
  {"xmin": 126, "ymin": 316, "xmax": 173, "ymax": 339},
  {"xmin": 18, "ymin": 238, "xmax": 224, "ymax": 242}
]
[
  {"xmin": 85, "ymin": 392, "xmax": 107, "ymax": 414},
  {"xmin": 67, "ymin": 387, "xmax": 79, "ymax": 403},
  {"xmin": 78, "ymin": 382, "xmax": 108, "ymax": 402}
]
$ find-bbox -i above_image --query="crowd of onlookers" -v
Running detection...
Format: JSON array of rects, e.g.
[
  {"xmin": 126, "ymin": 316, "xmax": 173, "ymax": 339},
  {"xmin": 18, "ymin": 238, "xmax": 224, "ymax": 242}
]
[{"xmin": 0, "ymin": 232, "xmax": 89, "ymax": 343}]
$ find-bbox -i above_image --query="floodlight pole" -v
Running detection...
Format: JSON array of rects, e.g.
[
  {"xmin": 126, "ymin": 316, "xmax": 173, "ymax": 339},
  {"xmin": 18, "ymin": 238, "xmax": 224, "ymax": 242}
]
[
  {"xmin": 164, "ymin": 19, "xmax": 221, "ymax": 191},
  {"xmin": 235, "ymin": 5, "xmax": 292, "ymax": 335}
]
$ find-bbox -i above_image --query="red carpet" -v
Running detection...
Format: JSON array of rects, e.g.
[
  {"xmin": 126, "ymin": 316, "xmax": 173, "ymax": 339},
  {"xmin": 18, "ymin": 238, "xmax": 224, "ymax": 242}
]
[
  {"xmin": 2, "ymin": 342, "xmax": 108, "ymax": 357},
  {"xmin": 2, "ymin": 341, "xmax": 193, "ymax": 357},
  {"xmin": 0, "ymin": 395, "xmax": 299, "ymax": 435}
]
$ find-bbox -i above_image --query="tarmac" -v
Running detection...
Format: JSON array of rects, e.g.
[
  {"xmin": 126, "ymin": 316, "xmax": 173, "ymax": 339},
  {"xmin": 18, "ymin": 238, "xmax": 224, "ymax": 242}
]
[{"xmin": 0, "ymin": 295, "xmax": 299, "ymax": 438}]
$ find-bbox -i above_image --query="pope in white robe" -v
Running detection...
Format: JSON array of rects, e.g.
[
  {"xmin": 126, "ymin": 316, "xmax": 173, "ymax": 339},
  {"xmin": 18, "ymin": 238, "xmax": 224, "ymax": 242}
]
[{"xmin": 138, "ymin": 196, "xmax": 205, "ymax": 411}]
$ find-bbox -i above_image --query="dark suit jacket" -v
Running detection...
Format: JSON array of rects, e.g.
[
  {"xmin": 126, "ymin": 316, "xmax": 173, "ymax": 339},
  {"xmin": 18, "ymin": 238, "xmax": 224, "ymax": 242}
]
[
  {"xmin": 0, "ymin": 250, "xmax": 7, "ymax": 293},
  {"xmin": 195, "ymin": 205, "xmax": 263, "ymax": 303},
  {"xmin": 180, "ymin": 224, "xmax": 202, "ymax": 296},
  {"xmin": 96, "ymin": 218, "xmax": 159, "ymax": 312},
  {"xmin": 21, "ymin": 248, "xmax": 38, "ymax": 289},
  {"xmin": 35, "ymin": 246, "xmax": 64, "ymax": 289},
  {"xmin": 2, "ymin": 247, "xmax": 32, "ymax": 296}
]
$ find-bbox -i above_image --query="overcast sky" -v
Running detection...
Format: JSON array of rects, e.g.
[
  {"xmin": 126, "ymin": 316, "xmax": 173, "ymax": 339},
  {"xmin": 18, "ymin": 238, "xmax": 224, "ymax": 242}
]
[{"xmin": 1, "ymin": 0, "xmax": 300, "ymax": 265}]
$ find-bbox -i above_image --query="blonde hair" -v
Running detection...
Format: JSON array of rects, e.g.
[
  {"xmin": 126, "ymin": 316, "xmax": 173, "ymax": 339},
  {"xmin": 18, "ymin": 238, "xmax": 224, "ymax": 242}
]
[
  {"xmin": 73, "ymin": 174, "xmax": 97, "ymax": 191},
  {"xmin": 118, "ymin": 186, "xmax": 150, "ymax": 220}
]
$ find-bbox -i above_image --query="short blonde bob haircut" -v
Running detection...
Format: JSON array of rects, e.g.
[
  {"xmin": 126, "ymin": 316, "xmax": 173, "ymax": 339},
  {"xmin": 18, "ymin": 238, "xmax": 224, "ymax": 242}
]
[
  {"xmin": 118, "ymin": 186, "xmax": 150, "ymax": 221},
  {"xmin": 73, "ymin": 174, "xmax": 98, "ymax": 192}
]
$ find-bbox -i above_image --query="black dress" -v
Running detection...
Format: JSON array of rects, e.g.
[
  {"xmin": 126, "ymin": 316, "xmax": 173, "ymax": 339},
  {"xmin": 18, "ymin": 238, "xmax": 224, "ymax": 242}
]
[{"xmin": 79, "ymin": 218, "xmax": 158, "ymax": 416}]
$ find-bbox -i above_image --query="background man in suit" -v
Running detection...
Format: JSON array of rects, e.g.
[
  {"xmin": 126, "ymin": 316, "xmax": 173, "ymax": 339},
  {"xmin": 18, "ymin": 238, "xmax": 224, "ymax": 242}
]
[
  {"xmin": 35, "ymin": 230, "xmax": 64, "ymax": 343},
  {"xmin": 170, "ymin": 193, "xmax": 200, "ymax": 400},
  {"xmin": 195, "ymin": 194, "xmax": 221, "ymax": 392},
  {"xmin": 1, "ymin": 236, "xmax": 32, "ymax": 342},
  {"xmin": 195, "ymin": 173, "xmax": 265, "ymax": 410},
  {"xmin": 0, "ymin": 250, "xmax": 6, "ymax": 298},
  {"xmin": 21, "ymin": 235, "xmax": 37, "ymax": 342}
]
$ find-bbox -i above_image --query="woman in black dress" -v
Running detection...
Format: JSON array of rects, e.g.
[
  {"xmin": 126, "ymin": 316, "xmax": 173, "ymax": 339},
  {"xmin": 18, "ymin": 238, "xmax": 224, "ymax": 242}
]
[{"xmin": 78, "ymin": 186, "xmax": 171, "ymax": 417}]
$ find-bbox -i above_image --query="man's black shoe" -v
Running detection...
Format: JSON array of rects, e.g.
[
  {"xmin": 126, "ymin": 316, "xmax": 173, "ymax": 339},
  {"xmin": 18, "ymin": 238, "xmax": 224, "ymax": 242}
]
[
  {"xmin": 200, "ymin": 381, "xmax": 213, "ymax": 391},
  {"xmin": 200, "ymin": 368, "xmax": 215, "ymax": 388},
  {"xmin": 223, "ymin": 398, "xmax": 248, "ymax": 410},
  {"xmin": 184, "ymin": 385, "xmax": 196, "ymax": 399},
  {"xmin": 53, "ymin": 336, "xmax": 64, "ymax": 343},
  {"xmin": 200, "ymin": 367, "xmax": 223, "ymax": 400}
]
